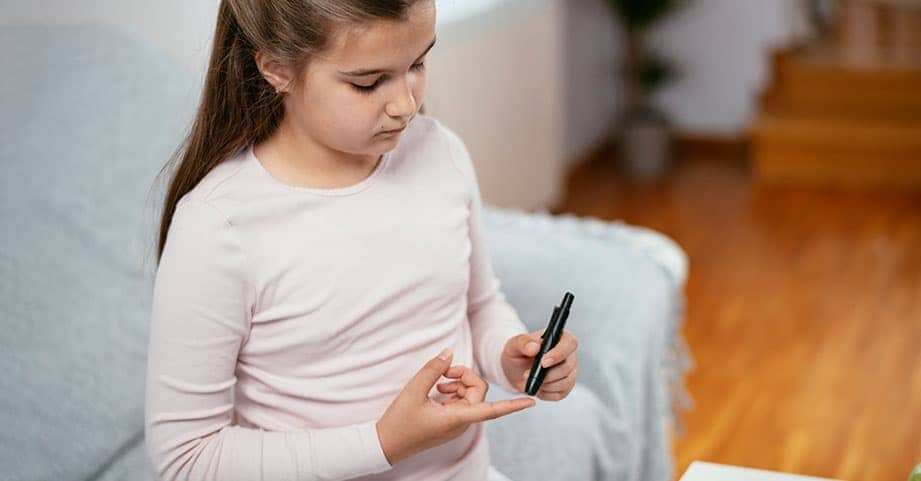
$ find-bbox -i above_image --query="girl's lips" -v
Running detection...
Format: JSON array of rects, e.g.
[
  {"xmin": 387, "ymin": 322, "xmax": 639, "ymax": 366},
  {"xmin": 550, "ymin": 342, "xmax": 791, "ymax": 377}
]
[{"xmin": 382, "ymin": 125, "xmax": 406, "ymax": 134}]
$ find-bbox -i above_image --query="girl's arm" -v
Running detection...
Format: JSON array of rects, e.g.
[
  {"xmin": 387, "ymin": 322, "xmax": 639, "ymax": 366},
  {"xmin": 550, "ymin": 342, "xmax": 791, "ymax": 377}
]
[
  {"xmin": 144, "ymin": 199, "xmax": 392, "ymax": 481},
  {"xmin": 441, "ymin": 124, "xmax": 530, "ymax": 395}
]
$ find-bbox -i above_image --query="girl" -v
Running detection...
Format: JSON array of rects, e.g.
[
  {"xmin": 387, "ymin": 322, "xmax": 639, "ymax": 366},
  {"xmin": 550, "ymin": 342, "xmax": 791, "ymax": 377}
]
[{"xmin": 145, "ymin": 1, "xmax": 580, "ymax": 480}]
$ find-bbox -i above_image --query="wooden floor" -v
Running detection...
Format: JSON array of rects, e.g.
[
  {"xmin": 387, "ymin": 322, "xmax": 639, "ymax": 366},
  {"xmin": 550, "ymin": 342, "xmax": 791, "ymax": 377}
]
[{"xmin": 557, "ymin": 144, "xmax": 921, "ymax": 481}]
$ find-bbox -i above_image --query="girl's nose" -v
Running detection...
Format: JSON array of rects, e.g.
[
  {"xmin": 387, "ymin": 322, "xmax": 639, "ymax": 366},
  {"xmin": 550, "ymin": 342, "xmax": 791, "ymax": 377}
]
[{"xmin": 386, "ymin": 75, "xmax": 418, "ymax": 118}]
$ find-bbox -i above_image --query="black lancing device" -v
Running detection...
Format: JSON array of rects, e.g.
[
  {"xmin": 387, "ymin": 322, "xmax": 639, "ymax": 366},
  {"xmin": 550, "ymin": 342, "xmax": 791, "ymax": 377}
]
[{"xmin": 525, "ymin": 291, "xmax": 574, "ymax": 396}]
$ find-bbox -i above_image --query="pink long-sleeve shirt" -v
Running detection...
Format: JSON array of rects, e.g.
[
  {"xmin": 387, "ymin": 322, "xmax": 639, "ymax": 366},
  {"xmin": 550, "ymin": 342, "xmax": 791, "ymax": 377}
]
[{"xmin": 144, "ymin": 114, "xmax": 530, "ymax": 481}]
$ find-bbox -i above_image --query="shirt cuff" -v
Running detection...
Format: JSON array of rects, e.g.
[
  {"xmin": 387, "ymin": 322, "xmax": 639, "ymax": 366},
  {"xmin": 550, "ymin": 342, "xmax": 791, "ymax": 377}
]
[
  {"xmin": 305, "ymin": 419, "xmax": 393, "ymax": 479},
  {"xmin": 357, "ymin": 419, "xmax": 394, "ymax": 472}
]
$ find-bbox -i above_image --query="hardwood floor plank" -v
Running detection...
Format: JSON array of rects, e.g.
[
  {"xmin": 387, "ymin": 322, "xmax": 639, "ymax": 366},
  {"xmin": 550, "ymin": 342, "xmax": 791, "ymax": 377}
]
[{"xmin": 557, "ymin": 147, "xmax": 921, "ymax": 481}]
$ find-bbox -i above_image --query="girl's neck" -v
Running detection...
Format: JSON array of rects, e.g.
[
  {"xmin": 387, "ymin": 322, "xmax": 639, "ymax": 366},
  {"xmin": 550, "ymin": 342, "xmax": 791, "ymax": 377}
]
[{"xmin": 254, "ymin": 121, "xmax": 382, "ymax": 190}]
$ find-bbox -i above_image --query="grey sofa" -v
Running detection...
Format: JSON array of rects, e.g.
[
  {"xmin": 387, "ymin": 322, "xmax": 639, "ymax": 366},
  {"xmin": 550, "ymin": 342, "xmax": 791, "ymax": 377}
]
[{"xmin": 0, "ymin": 24, "xmax": 692, "ymax": 481}]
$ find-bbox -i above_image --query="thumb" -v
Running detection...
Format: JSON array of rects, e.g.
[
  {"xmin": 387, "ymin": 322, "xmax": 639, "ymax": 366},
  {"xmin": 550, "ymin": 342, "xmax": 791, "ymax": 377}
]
[
  {"xmin": 407, "ymin": 347, "xmax": 453, "ymax": 398},
  {"xmin": 509, "ymin": 332, "xmax": 542, "ymax": 358}
]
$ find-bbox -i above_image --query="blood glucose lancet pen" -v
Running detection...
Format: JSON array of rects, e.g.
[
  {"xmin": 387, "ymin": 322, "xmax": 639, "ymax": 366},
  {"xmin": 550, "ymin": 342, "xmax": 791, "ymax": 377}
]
[{"xmin": 525, "ymin": 291, "xmax": 574, "ymax": 396}]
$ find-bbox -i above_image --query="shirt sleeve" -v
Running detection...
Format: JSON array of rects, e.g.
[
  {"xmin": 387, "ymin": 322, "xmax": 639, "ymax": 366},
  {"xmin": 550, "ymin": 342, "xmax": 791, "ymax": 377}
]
[
  {"xmin": 441, "ymin": 125, "xmax": 530, "ymax": 395},
  {"xmin": 144, "ymin": 199, "xmax": 393, "ymax": 481}
]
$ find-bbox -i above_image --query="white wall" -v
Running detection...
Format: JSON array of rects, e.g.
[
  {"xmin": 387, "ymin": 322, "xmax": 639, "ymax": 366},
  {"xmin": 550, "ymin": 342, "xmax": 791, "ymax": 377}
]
[
  {"xmin": 426, "ymin": 0, "xmax": 567, "ymax": 210},
  {"xmin": 558, "ymin": 0, "xmax": 804, "ymax": 168},
  {"xmin": 561, "ymin": 0, "xmax": 626, "ymax": 163},
  {"xmin": 646, "ymin": 0, "xmax": 806, "ymax": 136}
]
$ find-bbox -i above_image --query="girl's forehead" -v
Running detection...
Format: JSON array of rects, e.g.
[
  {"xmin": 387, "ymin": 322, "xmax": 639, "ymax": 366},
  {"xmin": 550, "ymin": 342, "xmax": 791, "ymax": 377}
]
[{"xmin": 321, "ymin": 3, "xmax": 436, "ymax": 70}]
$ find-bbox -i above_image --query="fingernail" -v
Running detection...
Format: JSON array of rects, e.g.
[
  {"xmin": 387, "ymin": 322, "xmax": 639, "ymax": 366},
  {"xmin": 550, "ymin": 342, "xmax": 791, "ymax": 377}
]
[
  {"xmin": 541, "ymin": 357, "xmax": 554, "ymax": 367},
  {"xmin": 438, "ymin": 348, "xmax": 452, "ymax": 360},
  {"xmin": 526, "ymin": 342, "xmax": 539, "ymax": 353}
]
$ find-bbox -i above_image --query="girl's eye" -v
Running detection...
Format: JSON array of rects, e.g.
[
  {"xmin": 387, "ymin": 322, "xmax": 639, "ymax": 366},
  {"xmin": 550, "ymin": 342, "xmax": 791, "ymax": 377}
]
[
  {"xmin": 350, "ymin": 62, "xmax": 426, "ymax": 95},
  {"xmin": 351, "ymin": 81, "xmax": 380, "ymax": 94}
]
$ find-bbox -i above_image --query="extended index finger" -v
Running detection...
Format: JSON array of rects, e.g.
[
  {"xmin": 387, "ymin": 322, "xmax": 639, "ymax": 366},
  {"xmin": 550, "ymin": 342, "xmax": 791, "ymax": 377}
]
[{"xmin": 455, "ymin": 397, "xmax": 536, "ymax": 423}]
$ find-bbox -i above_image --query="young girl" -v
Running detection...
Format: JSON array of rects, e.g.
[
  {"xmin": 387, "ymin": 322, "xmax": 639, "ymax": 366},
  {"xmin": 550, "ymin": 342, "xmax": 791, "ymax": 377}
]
[{"xmin": 145, "ymin": 1, "xmax": 580, "ymax": 480}]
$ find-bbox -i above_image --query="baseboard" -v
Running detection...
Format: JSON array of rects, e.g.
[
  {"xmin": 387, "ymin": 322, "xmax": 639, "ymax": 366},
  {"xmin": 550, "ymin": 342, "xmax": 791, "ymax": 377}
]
[
  {"xmin": 562, "ymin": 133, "xmax": 749, "ymax": 171},
  {"xmin": 674, "ymin": 133, "xmax": 750, "ymax": 164}
]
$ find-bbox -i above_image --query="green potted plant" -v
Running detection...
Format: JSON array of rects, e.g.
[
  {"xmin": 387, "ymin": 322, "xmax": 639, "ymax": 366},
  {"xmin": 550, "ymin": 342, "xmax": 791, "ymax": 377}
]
[{"xmin": 603, "ymin": 0, "xmax": 686, "ymax": 179}]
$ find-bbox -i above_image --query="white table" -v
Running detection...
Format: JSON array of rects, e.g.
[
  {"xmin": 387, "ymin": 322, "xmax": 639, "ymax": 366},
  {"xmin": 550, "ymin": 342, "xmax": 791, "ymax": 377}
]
[{"xmin": 679, "ymin": 462, "xmax": 843, "ymax": 481}]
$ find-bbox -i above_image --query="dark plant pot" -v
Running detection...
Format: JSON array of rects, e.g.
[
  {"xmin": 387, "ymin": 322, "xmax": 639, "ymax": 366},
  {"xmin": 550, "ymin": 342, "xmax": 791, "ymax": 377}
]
[{"xmin": 614, "ymin": 106, "xmax": 673, "ymax": 180}]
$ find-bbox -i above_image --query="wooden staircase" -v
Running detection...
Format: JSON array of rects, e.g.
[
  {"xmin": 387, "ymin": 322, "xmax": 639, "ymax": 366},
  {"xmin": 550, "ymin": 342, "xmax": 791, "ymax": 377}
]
[{"xmin": 751, "ymin": 4, "xmax": 921, "ymax": 189}]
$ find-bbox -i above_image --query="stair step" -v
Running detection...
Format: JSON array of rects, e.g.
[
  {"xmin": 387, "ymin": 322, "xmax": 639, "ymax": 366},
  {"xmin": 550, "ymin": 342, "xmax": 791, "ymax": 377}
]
[
  {"xmin": 761, "ymin": 86, "xmax": 921, "ymax": 121},
  {"xmin": 750, "ymin": 38, "xmax": 921, "ymax": 189},
  {"xmin": 751, "ymin": 113, "xmax": 921, "ymax": 189},
  {"xmin": 758, "ymin": 45, "xmax": 921, "ymax": 123},
  {"xmin": 752, "ymin": 113, "xmax": 921, "ymax": 152},
  {"xmin": 777, "ymin": 47, "xmax": 921, "ymax": 96}
]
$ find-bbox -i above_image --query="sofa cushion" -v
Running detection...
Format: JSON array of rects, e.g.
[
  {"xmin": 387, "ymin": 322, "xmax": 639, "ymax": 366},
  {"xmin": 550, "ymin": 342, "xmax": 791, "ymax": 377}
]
[
  {"xmin": 486, "ymin": 382, "xmax": 632, "ymax": 481},
  {"xmin": 0, "ymin": 23, "xmax": 196, "ymax": 480}
]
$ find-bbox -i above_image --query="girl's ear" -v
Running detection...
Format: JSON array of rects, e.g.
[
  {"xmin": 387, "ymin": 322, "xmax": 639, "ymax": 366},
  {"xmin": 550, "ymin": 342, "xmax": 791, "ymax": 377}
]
[{"xmin": 254, "ymin": 50, "xmax": 294, "ymax": 93}]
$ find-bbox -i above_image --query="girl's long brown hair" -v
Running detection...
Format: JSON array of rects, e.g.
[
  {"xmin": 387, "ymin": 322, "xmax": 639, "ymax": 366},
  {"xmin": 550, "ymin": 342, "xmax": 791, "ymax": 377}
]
[{"xmin": 152, "ymin": 0, "xmax": 426, "ymax": 267}]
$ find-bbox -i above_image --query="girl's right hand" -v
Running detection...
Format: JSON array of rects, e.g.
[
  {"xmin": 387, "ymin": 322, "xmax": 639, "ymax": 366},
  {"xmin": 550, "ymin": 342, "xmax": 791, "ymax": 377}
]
[{"xmin": 375, "ymin": 348, "xmax": 536, "ymax": 465}]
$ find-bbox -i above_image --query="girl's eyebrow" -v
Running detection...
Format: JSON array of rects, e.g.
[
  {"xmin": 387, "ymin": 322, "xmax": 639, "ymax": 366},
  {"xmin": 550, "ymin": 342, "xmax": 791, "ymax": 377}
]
[{"xmin": 340, "ymin": 36, "xmax": 437, "ymax": 76}]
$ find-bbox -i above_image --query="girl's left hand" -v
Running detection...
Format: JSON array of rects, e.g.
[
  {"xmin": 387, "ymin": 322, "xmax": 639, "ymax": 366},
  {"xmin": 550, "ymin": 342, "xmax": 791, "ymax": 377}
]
[{"xmin": 500, "ymin": 329, "xmax": 579, "ymax": 401}]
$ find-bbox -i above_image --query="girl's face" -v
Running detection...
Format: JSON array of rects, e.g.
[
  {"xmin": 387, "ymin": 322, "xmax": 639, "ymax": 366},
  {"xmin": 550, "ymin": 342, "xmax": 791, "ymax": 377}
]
[{"xmin": 263, "ymin": 1, "xmax": 436, "ymax": 161}]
